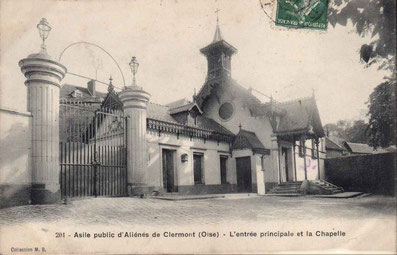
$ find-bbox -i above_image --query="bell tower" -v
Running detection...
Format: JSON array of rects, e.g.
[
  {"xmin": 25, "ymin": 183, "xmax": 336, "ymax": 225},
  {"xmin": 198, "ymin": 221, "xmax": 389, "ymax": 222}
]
[{"xmin": 200, "ymin": 10, "xmax": 237, "ymax": 81}]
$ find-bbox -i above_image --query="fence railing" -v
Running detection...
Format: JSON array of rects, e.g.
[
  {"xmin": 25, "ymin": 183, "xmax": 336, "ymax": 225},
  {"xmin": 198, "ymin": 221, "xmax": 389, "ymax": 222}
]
[{"xmin": 59, "ymin": 100, "xmax": 127, "ymax": 198}]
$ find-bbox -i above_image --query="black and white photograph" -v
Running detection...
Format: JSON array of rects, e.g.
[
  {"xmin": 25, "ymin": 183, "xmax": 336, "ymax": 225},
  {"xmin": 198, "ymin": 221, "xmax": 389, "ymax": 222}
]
[{"xmin": 0, "ymin": 0, "xmax": 396, "ymax": 254}]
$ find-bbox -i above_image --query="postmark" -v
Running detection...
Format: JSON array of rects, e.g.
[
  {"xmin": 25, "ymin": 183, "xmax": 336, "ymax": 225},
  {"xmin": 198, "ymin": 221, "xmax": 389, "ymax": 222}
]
[{"xmin": 275, "ymin": 0, "xmax": 328, "ymax": 30}]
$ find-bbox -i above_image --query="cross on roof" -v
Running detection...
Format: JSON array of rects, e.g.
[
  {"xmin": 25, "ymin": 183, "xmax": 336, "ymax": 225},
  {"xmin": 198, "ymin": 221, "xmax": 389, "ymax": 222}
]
[{"xmin": 215, "ymin": 8, "xmax": 221, "ymax": 23}]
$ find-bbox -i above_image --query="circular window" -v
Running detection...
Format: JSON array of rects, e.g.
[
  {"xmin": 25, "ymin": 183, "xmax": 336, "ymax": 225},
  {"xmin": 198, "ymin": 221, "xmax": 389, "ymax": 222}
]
[{"xmin": 219, "ymin": 102, "xmax": 234, "ymax": 121}]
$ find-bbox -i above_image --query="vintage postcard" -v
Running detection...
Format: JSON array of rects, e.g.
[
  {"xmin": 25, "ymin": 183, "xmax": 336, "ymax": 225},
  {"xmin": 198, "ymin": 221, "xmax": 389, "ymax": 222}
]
[{"xmin": 0, "ymin": 0, "xmax": 396, "ymax": 254}]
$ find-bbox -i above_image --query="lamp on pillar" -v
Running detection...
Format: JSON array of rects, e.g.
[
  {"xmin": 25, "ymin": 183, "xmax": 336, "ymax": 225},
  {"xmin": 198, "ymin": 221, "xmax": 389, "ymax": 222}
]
[
  {"xmin": 129, "ymin": 56, "xmax": 139, "ymax": 87},
  {"xmin": 37, "ymin": 18, "xmax": 52, "ymax": 52},
  {"xmin": 19, "ymin": 18, "xmax": 67, "ymax": 204},
  {"xmin": 119, "ymin": 56, "xmax": 151, "ymax": 196}
]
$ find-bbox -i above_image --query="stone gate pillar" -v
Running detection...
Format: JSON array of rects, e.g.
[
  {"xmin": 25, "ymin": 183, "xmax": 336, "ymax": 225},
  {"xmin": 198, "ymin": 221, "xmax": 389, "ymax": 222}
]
[
  {"xmin": 119, "ymin": 85, "xmax": 150, "ymax": 196},
  {"xmin": 19, "ymin": 51, "xmax": 67, "ymax": 204}
]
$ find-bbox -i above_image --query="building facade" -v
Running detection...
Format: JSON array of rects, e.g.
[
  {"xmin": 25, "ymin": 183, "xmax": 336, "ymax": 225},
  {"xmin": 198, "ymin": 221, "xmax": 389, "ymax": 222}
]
[
  {"xmin": 64, "ymin": 22, "xmax": 326, "ymax": 196},
  {"xmin": 1, "ymin": 20, "xmax": 328, "ymax": 208}
]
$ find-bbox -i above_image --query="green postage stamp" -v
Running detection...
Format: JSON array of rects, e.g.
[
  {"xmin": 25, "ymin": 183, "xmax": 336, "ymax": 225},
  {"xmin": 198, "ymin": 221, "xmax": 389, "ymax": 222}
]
[{"xmin": 275, "ymin": 0, "xmax": 328, "ymax": 30}]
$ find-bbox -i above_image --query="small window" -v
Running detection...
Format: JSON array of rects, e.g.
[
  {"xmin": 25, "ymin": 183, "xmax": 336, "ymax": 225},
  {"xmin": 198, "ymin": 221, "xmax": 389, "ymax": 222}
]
[
  {"xmin": 219, "ymin": 102, "xmax": 234, "ymax": 121},
  {"xmin": 73, "ymin": 90, "xmax": 83, "ymax": 98}
]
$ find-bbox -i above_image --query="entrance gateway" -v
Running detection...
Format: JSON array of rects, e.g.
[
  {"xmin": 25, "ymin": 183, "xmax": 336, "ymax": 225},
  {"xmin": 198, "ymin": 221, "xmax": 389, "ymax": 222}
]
[{"xmin": 59, "ymin": 101, "xmax": 128, "ymax": 198}]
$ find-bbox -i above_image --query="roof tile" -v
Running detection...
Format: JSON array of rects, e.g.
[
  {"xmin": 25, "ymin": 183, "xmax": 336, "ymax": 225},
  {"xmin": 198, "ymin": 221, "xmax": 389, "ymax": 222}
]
[{"xmin": 233, "ymin": 129, "xmax": 269, "ymax": 154}]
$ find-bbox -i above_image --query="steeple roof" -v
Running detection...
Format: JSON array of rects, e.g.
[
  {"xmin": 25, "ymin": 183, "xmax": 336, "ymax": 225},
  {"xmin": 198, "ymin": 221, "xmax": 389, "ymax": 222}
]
[
  {"xmin": 200, "ymin": 10, "xmax": 237, "ymax": 56},
  {"xmin": 212, "ymin": 23, "xmax": 223, "ymax": 43},
  {"xmin": 200, "ymin": 23, "xmax": 237, "ymax": 56}
]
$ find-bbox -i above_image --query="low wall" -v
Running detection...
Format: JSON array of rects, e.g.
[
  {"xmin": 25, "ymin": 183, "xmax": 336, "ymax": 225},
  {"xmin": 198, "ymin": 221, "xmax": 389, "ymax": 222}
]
[
  {"xmin": 0, "ymin": 108, "xmax": 32, "ymax": 208},
  {"xmin": 324, "ymin": 152, "xmax": 396, "ymax": 195}
]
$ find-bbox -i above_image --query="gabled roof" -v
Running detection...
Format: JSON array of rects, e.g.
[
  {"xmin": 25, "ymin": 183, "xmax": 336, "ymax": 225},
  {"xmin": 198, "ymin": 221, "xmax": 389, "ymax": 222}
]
[
  {"xmin": 274, "ymin": 97, "xmax": 325, "ymax": 138},
  {"xmin": 343, "ymin": 142, "xmax": 375, "ymax": 154},
  {"xmin": 325, "ymin": 136, "xmax": 346, "ymax": 151},
  {"xmin": 60, "ymin": 84, "xmax": 106, "ymax": 102},
  {"xmin": 325, "ymin": 137, "xmax": 345, "ymax": 151},
  {"xmin": 233, "ymin": 129, "xmax": 270, "ymax": 155},
  {"xmin": 168, "ymin": 101, "xmax": 203, "ymax": 115},
  {"xmin": 195, "ymin": 76, "xmax": 263, "ymax": 116},
  {"xmin": 328, "ymin": 135, "xmax": 345, "ymax": 147},
  {"xmin": 101, "ymin": 84, "xmax": 123, "ymax": 110},
  {"xmin": 195, "ymin": 76, "xmax": 324, "ymax": 138}
]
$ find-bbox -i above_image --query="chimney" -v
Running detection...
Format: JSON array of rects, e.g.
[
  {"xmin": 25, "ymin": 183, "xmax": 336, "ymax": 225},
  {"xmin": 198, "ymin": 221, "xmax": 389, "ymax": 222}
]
[{"xmin": 87, "ymin": 80, "xmax": 96, "ymax": 97}]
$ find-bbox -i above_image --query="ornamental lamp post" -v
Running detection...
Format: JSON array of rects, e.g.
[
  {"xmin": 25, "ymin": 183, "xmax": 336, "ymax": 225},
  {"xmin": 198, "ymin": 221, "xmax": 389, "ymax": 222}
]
[
  {"xmin": 19, "ymin": 17, "xmax": 67, "ymax": 204},
  {"xmin": 129, "ymin": 56, "xmax": 139, "ymax": 87},
  {"xmin": 120, "ymin": 56, "xmax": 150, "ymax": 197},
  {"xmin": 37, "ymin": 18, "xmax": 52, "ymax": 52}
]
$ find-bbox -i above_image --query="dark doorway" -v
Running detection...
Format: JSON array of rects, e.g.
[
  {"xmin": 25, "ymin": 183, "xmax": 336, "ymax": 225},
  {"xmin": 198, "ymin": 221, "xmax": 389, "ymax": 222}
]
[
  {"xmin": 162, "ymin": 149, "xmax": 176, "ymax": 192},
  {"xmin": 282, "ymin": 147, "xmax": 289, "ymax": 181},
  {"xmin": 236, "ymin": 156, "xmax": 252, "ymax": 192},
  {"xmin": 220, "ymin": 156, "xmax": 227, "ymax": 184},
  {"xmin": 193, "ymin": 153, "xmax": 204, "ymax": 184}
]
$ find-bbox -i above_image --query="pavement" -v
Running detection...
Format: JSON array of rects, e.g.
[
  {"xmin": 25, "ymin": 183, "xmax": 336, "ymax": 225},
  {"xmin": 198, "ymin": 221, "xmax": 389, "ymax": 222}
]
[
  {"xmin": 0, "ymin": 194, "xmax": 394, "ymax": 227},
  {"xmin": 0, "ymin": 195, "xmax": 395, "ymax": 254}
]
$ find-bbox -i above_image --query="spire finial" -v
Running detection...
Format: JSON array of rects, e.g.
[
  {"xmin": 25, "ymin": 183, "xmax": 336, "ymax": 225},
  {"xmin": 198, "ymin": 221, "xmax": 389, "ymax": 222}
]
[
  {"xmin": 108, "ymin": 75, "xmax": 114, "ymax": 92},
  {"xmin": 213, "ymin": 8, "xmax": 223, "ymax": 42}
]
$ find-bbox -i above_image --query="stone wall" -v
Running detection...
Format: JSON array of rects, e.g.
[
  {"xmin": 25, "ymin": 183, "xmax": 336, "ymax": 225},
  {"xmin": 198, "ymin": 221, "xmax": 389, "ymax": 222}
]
[
  {"xmin": 0, "ymin": 108, "xmax": 32, "ymax": 208},
  {"xmin": 325, "ymin": 152, "xmax": 396, "ymax": 195}
]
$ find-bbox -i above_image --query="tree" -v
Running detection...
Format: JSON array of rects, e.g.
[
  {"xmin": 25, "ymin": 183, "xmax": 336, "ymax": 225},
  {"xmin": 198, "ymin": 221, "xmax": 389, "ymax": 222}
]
[
  {"xmin": 324, "ymin": 119, "xmax": 370, "ymax": 144},
  {"xmin": 346, "ymin": 120, "xmax": 370, "ymax": 144},
  {"xmin": 329, "ymin": 0, "xmax": 396, "ymax": 148},
  {"xmin": 367, "ymin": 80, "xmax": 396, "ymax": 148},
  {"xmin": 329, "ymin": 0, "xmax": 396, "ymax": 69}
]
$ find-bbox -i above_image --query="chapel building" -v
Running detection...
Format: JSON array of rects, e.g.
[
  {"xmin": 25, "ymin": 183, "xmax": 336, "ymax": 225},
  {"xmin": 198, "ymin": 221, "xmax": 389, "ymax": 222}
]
[{"xmin": 61, "ymin": 22, "xmax": 326, "ymax": 196}]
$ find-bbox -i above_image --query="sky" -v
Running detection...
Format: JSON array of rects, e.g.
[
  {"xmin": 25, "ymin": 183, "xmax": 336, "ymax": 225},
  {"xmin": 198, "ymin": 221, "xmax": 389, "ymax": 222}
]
[{"xmin": 0, "ymin": 0, "xmax": 390, "ymax": 124}]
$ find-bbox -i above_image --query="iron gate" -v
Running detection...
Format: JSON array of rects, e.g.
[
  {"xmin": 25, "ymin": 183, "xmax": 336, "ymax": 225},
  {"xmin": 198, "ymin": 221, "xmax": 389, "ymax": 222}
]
[{"xmin": 59, "ymin": 100, "xmax": 127, "ymax": 198}]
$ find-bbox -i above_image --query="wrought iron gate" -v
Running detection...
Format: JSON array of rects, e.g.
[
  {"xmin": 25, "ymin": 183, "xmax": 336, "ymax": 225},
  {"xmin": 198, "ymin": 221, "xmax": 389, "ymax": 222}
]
[{"xmin": 59, "ymin": 100, "xmax": 127, "ymax": 198}]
